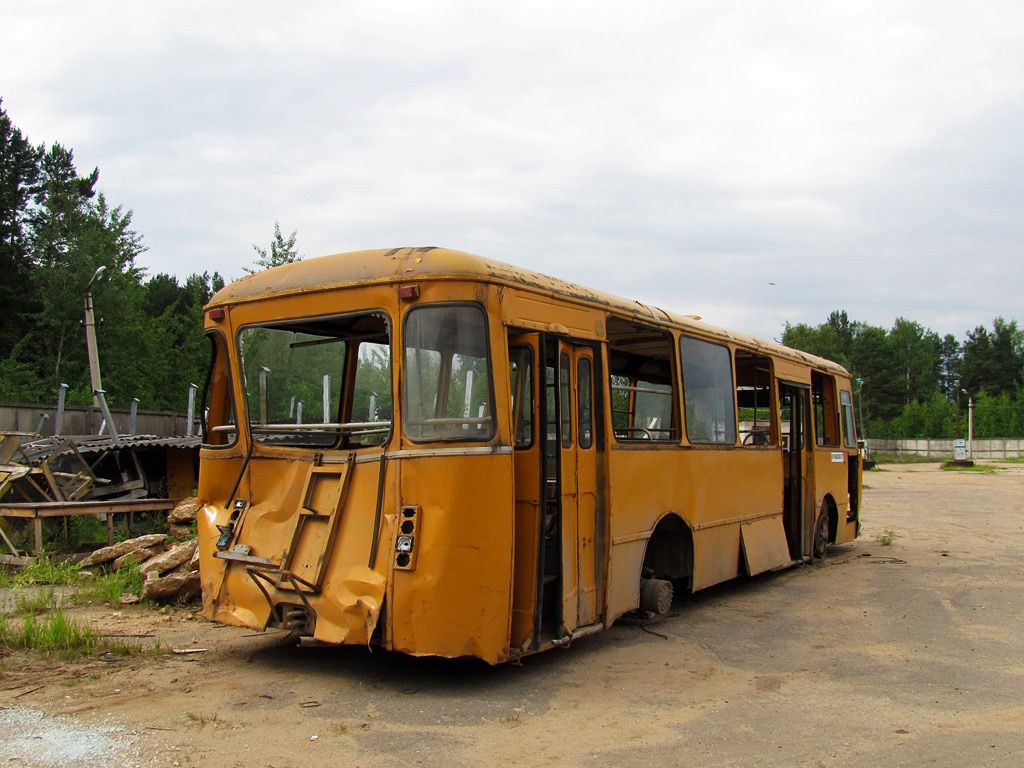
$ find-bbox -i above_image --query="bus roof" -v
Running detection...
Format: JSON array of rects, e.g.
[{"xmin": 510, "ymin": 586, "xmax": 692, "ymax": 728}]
[{"xmin": 210, "ymin": 246, "xmax": 849, "ymax": 377}]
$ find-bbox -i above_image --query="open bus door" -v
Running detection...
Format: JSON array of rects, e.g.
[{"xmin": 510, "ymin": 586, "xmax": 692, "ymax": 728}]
[
  {"xmin": 779, "ymin": 382, "xmax": 816, "ymax": 560},
  {"xmin": 508, "ymin": 332, "xmax": 603, "ymax": 653}
]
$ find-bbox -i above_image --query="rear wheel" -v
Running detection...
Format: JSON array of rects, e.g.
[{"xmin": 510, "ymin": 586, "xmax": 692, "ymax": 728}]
[{"xmin": 640, "ymin": 578, "xmax": 673, "ymax": 615}]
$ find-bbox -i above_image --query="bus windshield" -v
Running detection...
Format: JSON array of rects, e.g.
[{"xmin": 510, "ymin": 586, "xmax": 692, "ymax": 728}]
[{"xmin": 238, "ymin": 311, "xmax": 392, "ymax": 448}]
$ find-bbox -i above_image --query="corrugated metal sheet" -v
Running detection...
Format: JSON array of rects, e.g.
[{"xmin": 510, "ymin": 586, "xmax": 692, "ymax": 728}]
[{"xmin": 15, "ymin": 435, "xmax": 201, "ymax": 465}]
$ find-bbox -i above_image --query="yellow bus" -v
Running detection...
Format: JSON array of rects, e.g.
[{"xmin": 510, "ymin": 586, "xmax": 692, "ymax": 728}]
[{"xmin": 197, "ymin": 247, "xmax": 862, "ymax": 664}]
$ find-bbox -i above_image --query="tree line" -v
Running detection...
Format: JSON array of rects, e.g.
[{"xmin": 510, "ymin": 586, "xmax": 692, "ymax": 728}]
[
  {"xmin": 782, "ymin": 312, "xmax": 1024, "ymax": 439},
  {"xmin": 0, "ymin": 100, "xmax": 296, "ymax": 413},
  {"xmin": 3, "ymin": 99, "xmax": 1022, "ymax": 437}
]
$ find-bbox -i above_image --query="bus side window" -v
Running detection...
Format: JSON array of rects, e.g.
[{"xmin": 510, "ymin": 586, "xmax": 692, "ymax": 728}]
[
  {"xmin": 735, "ymin": 351, "xmax": 774, "ymax": 446},
  {"xmin": 812, "ymin": 372, "xmax": 840, "ymax": 447},
  {"xmin": 607, "ymin": 316, "xmax": 677, "ymax": 441},
  {"xmin": 403, "ymin": 304, "xmax": 495, "ymax": 442},
  {"xmin": 680, "ymin": 335, "xmax": 736, "ymax": 445},
  {"xmin": 840, "ymin": 389, "xmax": 857, "ymax": 448}
]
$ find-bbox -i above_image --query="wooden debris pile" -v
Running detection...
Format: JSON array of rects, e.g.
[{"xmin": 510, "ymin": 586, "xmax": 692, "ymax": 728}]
[{"xmin": 78, "ymin": 497, "xmax": 202, "ymax": 602}]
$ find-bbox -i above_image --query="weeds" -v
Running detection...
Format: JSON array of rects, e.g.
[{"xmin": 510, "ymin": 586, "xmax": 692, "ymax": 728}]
[
  {"xmin": 76, "ymin": 567, "xmax": 145, "ymax": 606},
  {"xmin": 0, "ymin": 556, "xmax": 82, "ymax": 588},
  {"xmin": 12, "ymin": 588, "xmax": 61, "ymax": 616},
  {"xmin": 876, "ymin": 529, "xmax": 899, "ymax": 546},
  {"xmin": 0, "ymin": 610, "xmax": 101, "ymax": 655},
  {"xmin": 1, "ymin": 559, "xmax": 145, "ymax": 611}
]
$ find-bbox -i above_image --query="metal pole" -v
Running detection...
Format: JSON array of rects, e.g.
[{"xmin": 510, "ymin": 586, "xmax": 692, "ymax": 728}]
[
  {"xmin": 186, "ymin": 383, "xmax": 199, "ymax": 437},
  {"xmin": 968, "ymin": 397, "xmax": 974, "ymax": 458},
  {"xmin": 55, "ymin": 383, "xmax": 68, "ymax": 435},
  {"xmin": 94, "ymin": 389, "xmax": 119, "ymax": 441},
  {"xmin": 322, "ymin": 374, "xmax": 331, "ymax": 423},
  {"xmin": 35, "ymin": 412, "xmax": 50, "ymax": 435},
  {"xmin": 296, "ymin": 401, "xmax": 303, "ymax": 424},
  {"xmin": 258, "ymin": 367, "xmax": 270, "ymax": 423},
  {"xmin": 84, "ymin": 266, "xmax": 106, "ymax": 408},
  {"xmin": 129, "ymin": 398, "xmax": 140, "ymax": 435}
]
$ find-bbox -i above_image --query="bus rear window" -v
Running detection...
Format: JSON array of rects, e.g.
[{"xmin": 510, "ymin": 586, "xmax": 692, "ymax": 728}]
[
  {"xmin": 404, "ymin": 304, "xmax": 494, "ymax": 442},
  {"xmin": 238, "ymin": 311, "xmax": 392, "ymax": 448}
]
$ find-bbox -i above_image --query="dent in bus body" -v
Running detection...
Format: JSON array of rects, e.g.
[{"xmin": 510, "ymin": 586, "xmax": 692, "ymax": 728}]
[
  {"xmin": 198, "ymin": 309, "xmax": 396, "ymax": 647},
  {"xmin": 390, "ymin": 452, "xmax": 514, "ymax": 663}
]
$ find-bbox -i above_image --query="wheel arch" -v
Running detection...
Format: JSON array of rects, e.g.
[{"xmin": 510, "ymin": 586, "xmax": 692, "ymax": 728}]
[{"xmin": 641, "ymin": 512, "xmax": 694, "ymax": 589}]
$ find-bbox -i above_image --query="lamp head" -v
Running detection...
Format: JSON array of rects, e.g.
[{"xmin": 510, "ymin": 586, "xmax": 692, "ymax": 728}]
[{"xmin": 86, "ymin": 265, "xmax": 107, "ymax": 290}]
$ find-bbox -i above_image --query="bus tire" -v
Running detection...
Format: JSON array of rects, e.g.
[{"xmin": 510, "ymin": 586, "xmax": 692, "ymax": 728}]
[
  {"xmin": 640, "ymin": 578, "xmax": 673, "ymax": 615},
  {"xmin": 813, "ymin": 507, "xmax": 830, "ymax": 560}
]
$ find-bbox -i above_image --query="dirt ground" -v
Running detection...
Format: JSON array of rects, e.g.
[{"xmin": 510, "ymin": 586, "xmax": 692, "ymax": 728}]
[{"xmin": 3, "ymin": 462, "xmax": 1024, "ymax": 768}]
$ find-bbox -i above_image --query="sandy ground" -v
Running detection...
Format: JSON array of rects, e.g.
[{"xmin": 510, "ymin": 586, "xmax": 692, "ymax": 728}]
[{"xmin": 3, "ymin": 461, "xmax": 1024, "ymax": 768}]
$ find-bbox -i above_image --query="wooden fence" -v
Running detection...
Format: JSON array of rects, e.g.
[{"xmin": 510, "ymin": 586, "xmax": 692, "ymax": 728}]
[{"xmin": 0, "ymin": 402, "xmax": 193, "ymax": 438}]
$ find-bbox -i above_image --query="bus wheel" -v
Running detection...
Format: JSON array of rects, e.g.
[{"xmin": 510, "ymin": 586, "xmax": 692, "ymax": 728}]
[
  {"xmin": 813, "ymin": 509, "xmax": 830, "ymax": 560},
  {"xmin": 640, "ymin": 578, "xmax": 673, "ymax": 615}
]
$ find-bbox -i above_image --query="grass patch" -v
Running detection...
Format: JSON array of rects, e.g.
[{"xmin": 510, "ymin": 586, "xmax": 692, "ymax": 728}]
[
  {"xmin": 1, "ymin": 558, "xmax": 145, "ymax": 609},
  {"xmin": 78, "ymin": 567, "xmax": 145, "ymax": 606},
  {"xmin": 0, "ymin": 607, "xmax": 144, "ymax": 658},
  {"xmin": 869, "ymin": 453, "xmax": 941, "ymax": 464},
  {"xmin": 0, "ymin": 610, "xmax": 102, "ymax": 655},
  {"xmin": 11, "ymin": 588, "xmax": 61, "ymax": 616},
  {"xmin": 941, "ymin": 463, "xmax": 999, "ymax": 473},
  {"xmin": 0, "ymin": 556, "xmax": 82, "ymax": 589}
]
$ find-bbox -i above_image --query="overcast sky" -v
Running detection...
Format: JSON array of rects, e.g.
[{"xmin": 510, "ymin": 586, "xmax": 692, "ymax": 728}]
[{"xmin": 3, "ymin": 1, "xmax": 1022, "ymax": 342}]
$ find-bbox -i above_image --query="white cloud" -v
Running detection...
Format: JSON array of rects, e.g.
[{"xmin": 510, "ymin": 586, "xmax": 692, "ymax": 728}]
[{"xmin": 2, "ymin": 0, "xmax": 1023, "ymax": 341}]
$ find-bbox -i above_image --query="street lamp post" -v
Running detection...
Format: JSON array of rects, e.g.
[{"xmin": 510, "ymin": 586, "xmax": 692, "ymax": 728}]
[
  {"xmin": 84, "ymin": 266, "xmax": 106, "ymax": 407},
  {"xmin": 963, "ymin": 389, "xmax": 974, "ymax": 459},
  {"xmin": 954, "ymin": 379, "xmax": 961, "ymax": 439}
]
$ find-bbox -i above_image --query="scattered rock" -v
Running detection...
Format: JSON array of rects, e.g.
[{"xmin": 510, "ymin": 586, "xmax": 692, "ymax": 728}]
[
  {"xmin": 142, "ymin": 570, "xmax": 201, "ymax": 601},
  {"xmin": 78, "ymin": 534, "xmax": 169, "ymax": 568},
  {"xmin": 112, "ymin": 545, "xmax": 163, "ymax": 571},
  {"xmin": 168, "ymin": 497, "xmax": 199, "ymax": 525},
  {"xmin": 139, "ymin": 539, "xmax": 198, "ymax": 577}
]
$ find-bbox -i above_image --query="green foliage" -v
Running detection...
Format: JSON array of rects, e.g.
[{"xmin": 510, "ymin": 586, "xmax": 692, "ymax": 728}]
[
  {"xmin": 1, "ymin": 556, "xmax": 82, "ymax": 587},
  {"xmin": 246, "ymin": 220, "xmax": 301, "ymax": 274},
  {"xmin": 784, "ymin": 310, "xmax": 1024, "ymax": 440},
  {"xmin": 0, "ymin": 100, "xmax": 226, "ymax": 411}
]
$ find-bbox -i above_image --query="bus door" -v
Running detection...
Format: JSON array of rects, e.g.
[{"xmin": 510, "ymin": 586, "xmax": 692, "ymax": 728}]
[
  {"xmin": 556, "ymin": 340, "xmax": 600, "ymax": 633},
  {"xmin": 779, "ymin": 382, "xmax": 814, "ymax": 560},
  {"xmin": 508, "ymin": 333, "xmax": 601, "ymax": 650}
]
